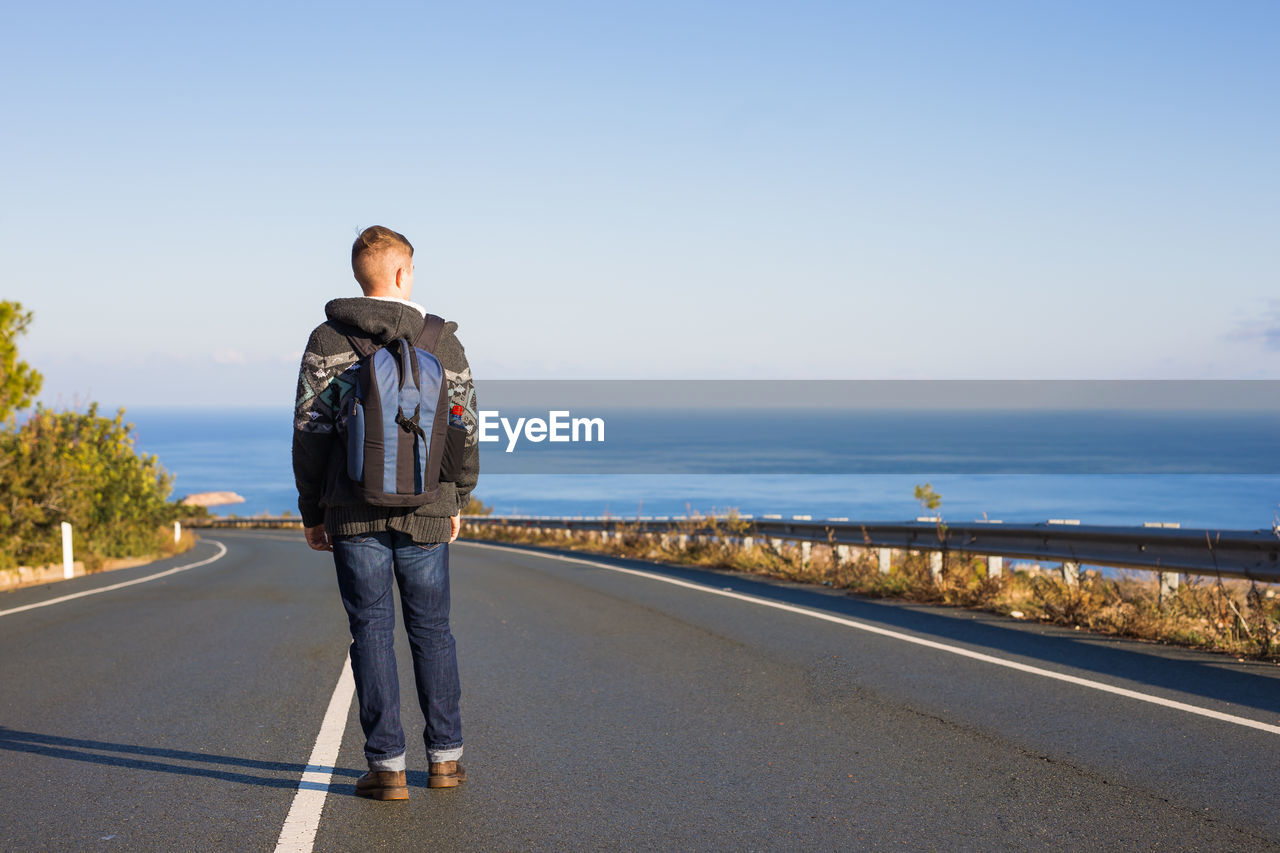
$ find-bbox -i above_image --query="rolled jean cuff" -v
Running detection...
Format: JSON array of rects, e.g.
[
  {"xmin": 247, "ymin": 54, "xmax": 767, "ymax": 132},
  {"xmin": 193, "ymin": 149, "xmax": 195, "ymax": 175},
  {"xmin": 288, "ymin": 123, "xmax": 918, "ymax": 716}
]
[
  {"xmin": 368, "ymin": 753, "xmax": 406, "ymax": 772},
  {"xmin": 429, "ymin": 745, "xmax": 464, "ymax": 763}
]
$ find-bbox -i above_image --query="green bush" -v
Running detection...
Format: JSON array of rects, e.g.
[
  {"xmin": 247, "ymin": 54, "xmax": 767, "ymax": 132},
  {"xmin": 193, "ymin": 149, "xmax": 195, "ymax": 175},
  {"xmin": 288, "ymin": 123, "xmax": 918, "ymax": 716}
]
[{"xmin": 0, "ymin": 404, "xmax": 179, "ymax": 569}]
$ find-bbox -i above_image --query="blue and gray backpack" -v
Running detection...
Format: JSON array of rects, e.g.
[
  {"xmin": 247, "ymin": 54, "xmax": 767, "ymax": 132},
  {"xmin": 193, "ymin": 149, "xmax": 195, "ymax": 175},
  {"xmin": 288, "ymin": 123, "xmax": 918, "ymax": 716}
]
[{"xmin": 338, "ymin": 314, "xmax": 466, "ymax": 506}]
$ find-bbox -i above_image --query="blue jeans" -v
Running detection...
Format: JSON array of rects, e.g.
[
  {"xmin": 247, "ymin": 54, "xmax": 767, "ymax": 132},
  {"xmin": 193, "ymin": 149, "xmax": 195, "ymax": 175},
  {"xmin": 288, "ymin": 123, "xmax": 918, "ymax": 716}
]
[{"xmin": 332, "ymin": 530, "xmax": 463, "ymax": 771}]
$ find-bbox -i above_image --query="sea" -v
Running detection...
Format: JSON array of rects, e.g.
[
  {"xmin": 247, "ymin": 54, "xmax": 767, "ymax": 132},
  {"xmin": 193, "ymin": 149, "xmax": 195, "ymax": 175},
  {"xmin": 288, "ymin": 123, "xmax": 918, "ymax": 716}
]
[{"xmin": 125, "ymin": 407, "xmax": 1280, "ymax": 532}]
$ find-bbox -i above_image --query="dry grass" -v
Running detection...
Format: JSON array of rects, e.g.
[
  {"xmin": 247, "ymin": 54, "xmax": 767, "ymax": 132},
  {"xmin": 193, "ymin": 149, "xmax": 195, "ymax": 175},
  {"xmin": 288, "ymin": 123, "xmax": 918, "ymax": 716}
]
[{"xmin": 467, "ymin": 512, "xmax": 1280, "ymax": 661}]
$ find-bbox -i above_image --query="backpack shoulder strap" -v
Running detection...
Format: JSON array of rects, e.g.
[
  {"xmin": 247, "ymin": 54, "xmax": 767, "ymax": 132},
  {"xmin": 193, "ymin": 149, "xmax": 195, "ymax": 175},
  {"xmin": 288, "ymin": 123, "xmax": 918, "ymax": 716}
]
[
  {"xmin": 414, "ymin": 314, "xmax": 446, "ymax": 354},
  {"xmin": 346, "ymin": 335, "xmax": 378, "ymax": 359},
  {"xmin": 328, "ymin": 320, "xmax": 378, "ymax": 359}
]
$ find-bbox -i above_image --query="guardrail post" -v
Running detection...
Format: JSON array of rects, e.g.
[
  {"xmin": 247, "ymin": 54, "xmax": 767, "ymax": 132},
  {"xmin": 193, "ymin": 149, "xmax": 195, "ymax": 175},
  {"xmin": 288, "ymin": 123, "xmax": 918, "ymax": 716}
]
[
  {"xmin": 677, "ymin": 534, "xmax": 689, "ymax": 550},
  {"xmin": 742, "ymin": 536, "xmax": 754, "ymax": 549},
  {"xmin": 928, "ymin": 551, "xmax": 943, "ymax": 582},
  {"xmin": 987, "ymin": 555, "xmax": 1003, "ymax": 578},
  {"xmin": 800, "ymin": 541, "xmax": 812, "ymax": 564},
  {"xmin": 1142, "ymin": 523, "xmax": 1182, "ymax": 604},
  {"xmin": 1046, "ymin": 520, "xmax": 1082, "ymax": 586},
  {"xmin": 61, "ymin": 522, "xmax": 74, "ymax": 579},
  {"xmin": 980, "ymin": 519, "xmax": 1003, "ymax": 578},
  {"xmin": 173, "ymin": 521, "xmax": 181, "ymax": 544},
  {"xmin": 770, "ymin": 537, "xmax": 784, "ymax": 552},
  {"xmin": 878, "ymin": 548, "xmax": 891, "ymax": 575},
  {"xmin": 835, "ymin": 544, "xmax": 851, "ymax": 564}
]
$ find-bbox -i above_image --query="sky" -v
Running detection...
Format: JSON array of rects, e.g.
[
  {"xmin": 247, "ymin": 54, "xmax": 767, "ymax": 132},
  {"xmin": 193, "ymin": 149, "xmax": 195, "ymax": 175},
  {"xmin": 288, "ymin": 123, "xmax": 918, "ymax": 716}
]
[{"xmin": 2, "ymin": 0, "xmax": 1277, "ymax": 409}]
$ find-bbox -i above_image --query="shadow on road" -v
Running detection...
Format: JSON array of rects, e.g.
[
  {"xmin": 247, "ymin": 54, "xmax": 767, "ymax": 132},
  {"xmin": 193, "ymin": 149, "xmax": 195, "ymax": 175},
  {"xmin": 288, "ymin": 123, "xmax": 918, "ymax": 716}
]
[
  {"xmin": 0, "ymin": 728, "xmax": 364, "ymax": 789},
  {"xmin": 468, "ymin": 540, "xmax": 1280, "ymax": 717}
]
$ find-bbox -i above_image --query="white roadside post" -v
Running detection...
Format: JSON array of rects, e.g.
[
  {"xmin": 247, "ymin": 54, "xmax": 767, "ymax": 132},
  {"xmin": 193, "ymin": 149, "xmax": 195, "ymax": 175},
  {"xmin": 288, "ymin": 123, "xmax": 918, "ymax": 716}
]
[
  {"xmin": 793, "ymin": 516, "xmax": 814, "ymax": 565},
  {"xmin": 174, "ymin": 521, "xmax": 182, "ymax": 544},
  {"xmin": 980, "ymin": 519, "xmax": 1003, "ymax": 578},
  {"xmin": 828, "ymin": 519, "xmax": 850, "ymax": 568},
  {"xmin": 878, "ymin": 548, "xmax": 892, "ymax": 575},
  {"xmin": 987, "ymin": 555, "xmax": 1004, "ymax": 578},
  {"xmin": 1048, "ymin": 519, "xmax": 1082, "ymax": 586},
  {"xmin": 917, "ymin": 517, "xmax": 943, "ymax": 582},
  {"xmin": 764, "ymin": 514, "xmax": 783, "ymax": 553},
  {"xmin": 1145, "ymin": 522, "xmax": 1182, "ymax": 604},
  {"xmin": 61, "ymin": 522, "xmax": 74, "ymax": 579},
  {"xmin": 929, "ymin": 551, "xmax": 943, "ymax": 583}
]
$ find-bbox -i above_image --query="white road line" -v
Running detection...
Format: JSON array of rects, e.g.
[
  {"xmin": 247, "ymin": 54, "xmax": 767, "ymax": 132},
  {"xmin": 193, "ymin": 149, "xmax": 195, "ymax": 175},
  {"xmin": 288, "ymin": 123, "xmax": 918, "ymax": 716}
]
[
  {"xmin": 274, "ymin": 657, "xmax": 356, "ymax": 853},
  {"xmin": 0, "ymin": 541, "xmax": 229, "ymax": 617},
  {"xmin": 461, "ymin": 541, "xmax": 1280, "ymax": 737}
]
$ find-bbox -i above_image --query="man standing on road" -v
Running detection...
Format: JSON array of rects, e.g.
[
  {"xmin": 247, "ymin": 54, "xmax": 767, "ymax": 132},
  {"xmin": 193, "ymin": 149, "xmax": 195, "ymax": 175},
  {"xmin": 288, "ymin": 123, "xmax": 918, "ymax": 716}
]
[{"xmin": 292, "ymin": 225, "xmax": 480, "ymax": 801}]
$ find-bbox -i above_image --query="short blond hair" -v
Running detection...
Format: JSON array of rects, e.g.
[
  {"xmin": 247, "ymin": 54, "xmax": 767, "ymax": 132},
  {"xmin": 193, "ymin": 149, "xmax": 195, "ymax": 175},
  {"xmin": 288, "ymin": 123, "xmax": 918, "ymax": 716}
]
[{"xmin": 351, "ymin": 225, "xmax": 414, "ymax": 290}]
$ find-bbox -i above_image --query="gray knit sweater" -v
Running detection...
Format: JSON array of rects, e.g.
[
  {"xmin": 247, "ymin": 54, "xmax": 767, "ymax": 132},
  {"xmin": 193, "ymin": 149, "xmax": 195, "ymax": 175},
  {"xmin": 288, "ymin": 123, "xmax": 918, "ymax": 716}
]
[{"xmin": 291, "ymin": 297, "xmax": 480, "ymax": 543}]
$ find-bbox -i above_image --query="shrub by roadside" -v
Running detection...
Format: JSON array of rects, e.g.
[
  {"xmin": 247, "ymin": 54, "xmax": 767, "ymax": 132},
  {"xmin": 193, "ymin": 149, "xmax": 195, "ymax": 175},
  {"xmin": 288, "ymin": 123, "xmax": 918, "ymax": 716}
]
[
  {"xmin": 0, "ymin": 404, "xmax": 195, "ymax": 572},
  {"xmin": 0, "ymin": 302, "xmax": 201, "ymax": 576}
]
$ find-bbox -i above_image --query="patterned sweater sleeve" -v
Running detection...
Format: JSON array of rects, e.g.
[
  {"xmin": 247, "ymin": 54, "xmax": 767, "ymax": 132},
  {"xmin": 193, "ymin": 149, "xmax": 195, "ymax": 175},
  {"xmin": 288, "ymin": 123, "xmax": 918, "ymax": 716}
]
[
  {"xmin": 291, "ymin": 326, "xmax": 357, "ymax": 527},
  {"xmin": 440, "ymin": 326, "xmax": 480, "ymax": 513}
]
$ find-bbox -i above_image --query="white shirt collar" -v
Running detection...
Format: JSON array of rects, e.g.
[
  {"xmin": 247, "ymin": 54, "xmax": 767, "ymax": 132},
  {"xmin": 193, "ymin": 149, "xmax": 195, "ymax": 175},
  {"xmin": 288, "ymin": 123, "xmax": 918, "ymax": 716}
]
[{"xmin": 366, "ymin": 295, "xmax": 427, "ymax": 317}]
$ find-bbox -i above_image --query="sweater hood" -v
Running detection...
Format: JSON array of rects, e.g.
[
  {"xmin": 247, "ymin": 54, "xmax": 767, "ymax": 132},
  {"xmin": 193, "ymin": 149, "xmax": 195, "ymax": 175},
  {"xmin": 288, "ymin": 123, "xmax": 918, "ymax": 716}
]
[{"xmin": 324, "ymin": 297, "xmax": 424, "ymax": 344}]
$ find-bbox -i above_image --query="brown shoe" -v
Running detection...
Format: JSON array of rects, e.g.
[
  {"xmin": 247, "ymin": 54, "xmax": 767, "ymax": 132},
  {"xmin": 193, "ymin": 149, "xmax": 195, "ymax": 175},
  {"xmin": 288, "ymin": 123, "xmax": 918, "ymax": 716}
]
[
  {"xmin": 355, "ymin": 770, "xmax": 409, "ymax": 801},
  {"xmin": 427, "ymin": 760, "xmax": 466, "ymax": 788}
]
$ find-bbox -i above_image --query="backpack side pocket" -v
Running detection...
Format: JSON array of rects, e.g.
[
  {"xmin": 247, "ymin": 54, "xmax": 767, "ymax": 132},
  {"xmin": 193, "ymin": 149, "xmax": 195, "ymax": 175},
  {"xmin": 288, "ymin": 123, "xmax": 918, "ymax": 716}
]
[
  {"xmin": 439, "ymin": 420, "xmax": 467, "ymax": 482},
  {"xmin": 344, "ymin": 395, "xmax": 366, "ymax": 484}
]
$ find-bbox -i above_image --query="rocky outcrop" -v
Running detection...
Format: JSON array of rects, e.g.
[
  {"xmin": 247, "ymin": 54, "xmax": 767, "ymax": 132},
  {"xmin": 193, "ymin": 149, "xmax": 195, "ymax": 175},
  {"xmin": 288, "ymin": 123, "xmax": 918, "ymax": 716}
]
[{"xmin": 180, "ymin": 491, "xmax": 246, "ymax": 507}]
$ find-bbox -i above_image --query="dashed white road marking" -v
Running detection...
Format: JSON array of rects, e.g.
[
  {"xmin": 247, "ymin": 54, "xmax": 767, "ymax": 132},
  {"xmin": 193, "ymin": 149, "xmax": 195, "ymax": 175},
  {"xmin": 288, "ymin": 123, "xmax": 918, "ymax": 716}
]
[
  {"xmin": 461, "ymin": 540, "xmax": 1280, "ymax": 737},
  {"xmin": 0, "ymin": 541, "xmax": 229, "ymax": 617},
  {"xmin": 274, "ymin": 657, "xmax": 356, "ymax": 853}
]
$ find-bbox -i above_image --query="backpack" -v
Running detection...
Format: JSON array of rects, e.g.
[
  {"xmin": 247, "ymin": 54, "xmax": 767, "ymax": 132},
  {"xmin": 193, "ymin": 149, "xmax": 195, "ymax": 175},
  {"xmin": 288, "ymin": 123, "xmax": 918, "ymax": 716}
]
[{"xmin": 338, "ymin": 314, "xmax": 466, "ymax": 506}]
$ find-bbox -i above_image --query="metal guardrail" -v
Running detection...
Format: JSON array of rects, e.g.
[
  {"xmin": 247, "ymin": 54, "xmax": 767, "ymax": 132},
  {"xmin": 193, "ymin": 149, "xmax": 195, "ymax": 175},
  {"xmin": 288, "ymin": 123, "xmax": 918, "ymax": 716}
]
[
  {"xmin": 192, "ymin": 514, "xmax": 1280, "ymax": 582},
  {"xmin": 462, "ymin": 514, "xmax": 1280, "ymax": 583},
  {"xmin": 193, "ymin": 517, "xmax": 304, "ymax": 530}
]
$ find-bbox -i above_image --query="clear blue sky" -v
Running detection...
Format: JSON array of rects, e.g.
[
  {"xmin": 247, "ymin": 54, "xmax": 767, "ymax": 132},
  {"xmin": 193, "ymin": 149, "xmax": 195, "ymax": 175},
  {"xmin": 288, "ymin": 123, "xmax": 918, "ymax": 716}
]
[{"xmin": 3, "ymin": 0, "xmax": 1277, "ymax": 408}]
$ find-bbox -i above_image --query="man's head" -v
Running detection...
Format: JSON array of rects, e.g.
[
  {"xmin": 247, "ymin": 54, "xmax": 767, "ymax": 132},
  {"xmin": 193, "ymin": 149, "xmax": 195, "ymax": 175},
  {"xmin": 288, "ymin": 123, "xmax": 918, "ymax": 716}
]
[{"xmin": 351, "ymin": 225, "xmax": 415, "ymax": 298}]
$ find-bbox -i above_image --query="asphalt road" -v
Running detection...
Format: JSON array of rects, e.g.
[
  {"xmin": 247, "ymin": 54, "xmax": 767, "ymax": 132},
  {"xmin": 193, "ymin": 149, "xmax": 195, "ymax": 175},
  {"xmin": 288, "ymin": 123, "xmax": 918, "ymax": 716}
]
[{"xmin": 1, "ymin": 530, "xmax": 1278, "ymax": 851}]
